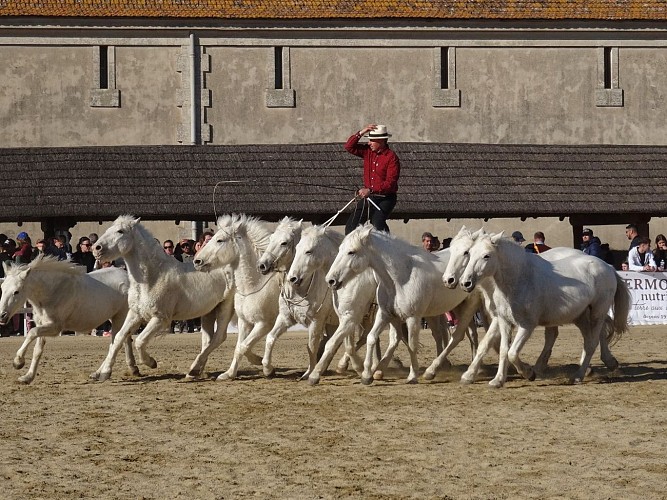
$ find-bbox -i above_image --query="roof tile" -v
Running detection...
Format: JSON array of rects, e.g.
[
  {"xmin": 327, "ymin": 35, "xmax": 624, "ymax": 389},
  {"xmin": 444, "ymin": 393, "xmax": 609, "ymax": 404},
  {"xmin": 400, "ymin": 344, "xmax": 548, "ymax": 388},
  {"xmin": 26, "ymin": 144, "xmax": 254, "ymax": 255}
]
[{"xmin": 1, "ymin": 1, "xmax": 666, "ymax": 20}]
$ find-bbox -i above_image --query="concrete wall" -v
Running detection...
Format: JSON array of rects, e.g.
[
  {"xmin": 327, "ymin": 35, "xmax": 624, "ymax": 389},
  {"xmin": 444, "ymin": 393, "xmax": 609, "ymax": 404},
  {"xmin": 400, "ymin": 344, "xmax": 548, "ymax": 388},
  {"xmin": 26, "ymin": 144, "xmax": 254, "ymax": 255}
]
[{"xmin": 2, "ymin": 37, "xmax": 667, "ymax": 147}]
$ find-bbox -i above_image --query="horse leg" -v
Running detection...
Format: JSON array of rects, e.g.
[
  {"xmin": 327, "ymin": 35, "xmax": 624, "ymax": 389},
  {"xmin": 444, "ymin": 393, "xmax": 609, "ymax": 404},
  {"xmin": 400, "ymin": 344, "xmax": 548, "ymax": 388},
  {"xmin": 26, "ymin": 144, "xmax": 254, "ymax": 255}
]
[
  {"xmin": 426, "ymin": 315, "xmax": 445, "ymax": 356},
  {"xmin": 488, "ymin": 319, "xmax": 513, "ymax": 388},
  {"xmin": 404, "ymin": 317, "xmax": 422, "ymax": 383},
  {"xmin": 110, "ymin": 313, "xmax": 140, "ymax": 377},
  {"xmin": 91, "ymin": 310, "xmax": 143, "ymax": 381},
  {"xmin": 185, "ymin": 300, "xmax": 233, "ymax": 380},
  {"xmin": 423, "ymin": 321, "xmax": 468, "ymax": 380},
  {"xmin": 371, "ymin": 322, "xmax": 401, "ymax": 381},
  {"xmin": 218, "ymin": 321, "xmax": 271, "ymax": 381},
  {"xmin": 507, "ymin": 326, "xmax": 537, "ymax": 382},
  {"xmin": 301, "ymin": 319, "xmax": 325, "ymax": 381},
  {"xmin": 234, "ymin": 318, "xmax": 263, "ymax": 366},
  {"xmin": 597, "ymin": 316, "xmax": 619, "ymax": 372},
  {"xmin": 361, "ymin": 311, "xmax": 389, "ymax": 385},
  {"xmin": 309, "ymin": 316, "xmax": 356, "ymax": 385},
  {"xmin": 466, "ymin": 321, "xmax": 479, "ymax": 361},
  {"xmin": 534, "ymin": 326, "xmax": 559, "ymax": 376},
  {"xmin": 13, "ymin": 323, "xmax": 57, "ymax": 381},
  {"xmin": 461, "ymin": 318, "xmax": 500, "ymax": 384},
  {"xmin": 571, "ymin": 316, "xmax": 604, "ymax": 384},
  {"xmin": 261, "ymin": 314, "xmax": 294, "ymax": 378},
  {"xmin": 134, "ymin": 317, "xmax": 170, "ymax": 368}
]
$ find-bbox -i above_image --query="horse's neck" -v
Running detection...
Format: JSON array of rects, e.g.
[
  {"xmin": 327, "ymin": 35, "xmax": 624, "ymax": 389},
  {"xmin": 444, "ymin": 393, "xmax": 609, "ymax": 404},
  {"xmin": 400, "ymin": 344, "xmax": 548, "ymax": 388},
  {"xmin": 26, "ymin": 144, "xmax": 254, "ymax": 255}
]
[
  {"xmin": 123, "ymin": 244, "xmax": 163, "ymax": 284},
  {"xmin": 232, "ymin": 240, "xmax": 267, "ymax": 293},
  {"xmin": 482, "ymin": 241, "xmax": 528, "ymax": 312},
  {"xmin": 25, "ymin": 270, "xmax": 76, "ymax": 307}
]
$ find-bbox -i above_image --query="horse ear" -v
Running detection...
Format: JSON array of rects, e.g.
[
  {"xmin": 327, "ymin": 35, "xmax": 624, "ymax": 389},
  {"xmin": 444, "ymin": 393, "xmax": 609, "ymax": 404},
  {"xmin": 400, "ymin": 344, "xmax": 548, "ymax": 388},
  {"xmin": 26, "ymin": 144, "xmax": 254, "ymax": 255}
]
[
  {"xmin": 2, "ymin": 260, "xmax": 10, "ymax": 275},
  {"xmin": 19, "ymin": 267, "xmax": 31, "ymax": 280},
  {"xmin": 359, "ymin": 223, "xmax": 374, "ymax": 241},
  {"xmin": 455, "ymin": 226, "xmax": 468, "ymax": 237},
  {"xmin": 131, "ymin": 217, "xmax": 141, "ymax": 226},
  {"xmin": 490, "ymin": 232, "xmax": 504, "ymax": 245}
]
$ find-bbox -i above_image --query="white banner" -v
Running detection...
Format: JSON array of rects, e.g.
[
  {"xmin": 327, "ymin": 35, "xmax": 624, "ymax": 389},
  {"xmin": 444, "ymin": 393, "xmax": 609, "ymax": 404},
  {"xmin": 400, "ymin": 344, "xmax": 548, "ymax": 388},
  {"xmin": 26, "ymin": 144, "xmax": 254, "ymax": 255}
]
[{"xmin": 619, "ymin": 271, "xmax": 667, "ymax": 325}]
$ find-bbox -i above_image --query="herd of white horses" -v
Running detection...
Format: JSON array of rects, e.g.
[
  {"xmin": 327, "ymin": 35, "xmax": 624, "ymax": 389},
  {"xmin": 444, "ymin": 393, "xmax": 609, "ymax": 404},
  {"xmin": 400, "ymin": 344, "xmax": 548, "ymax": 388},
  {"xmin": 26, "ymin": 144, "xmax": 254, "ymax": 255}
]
[{"xmin": 0, "ymin": 213, "xmax": 631, "ymax": 388}]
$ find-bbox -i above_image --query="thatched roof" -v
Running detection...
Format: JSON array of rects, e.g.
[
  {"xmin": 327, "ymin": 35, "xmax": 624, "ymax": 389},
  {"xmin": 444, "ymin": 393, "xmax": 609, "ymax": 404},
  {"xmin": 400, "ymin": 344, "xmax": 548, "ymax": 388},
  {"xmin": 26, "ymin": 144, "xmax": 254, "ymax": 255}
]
[{"xmin": 2, "ymin": 143, "xmax": 666, "ymax": 224}]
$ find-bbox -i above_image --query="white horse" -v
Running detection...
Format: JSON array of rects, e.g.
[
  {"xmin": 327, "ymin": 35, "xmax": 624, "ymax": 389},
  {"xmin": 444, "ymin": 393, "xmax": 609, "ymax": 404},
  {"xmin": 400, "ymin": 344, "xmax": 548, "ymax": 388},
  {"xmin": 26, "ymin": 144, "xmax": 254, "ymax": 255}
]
[
  {"xmin": 456, "ymin": 232, "xmax": 630, "ymax": 387},
  {"xmin": 0, "ymin": 257, "xmax": 137, "ymax": 384},
  {"xmin": 193, "ymin": 213, "xmax": 281, "ymax": 381},
  {"xmin": 441, "ymin": 226, "xmax": 619, "ymax": 383},
  {"xmin": 326, "ymin": 223, "xmax": 481, "ymax": 385},
  {"xmin": 255, "ymin": 218, "xmax": 348, "ymax": 380},
  {"xmin": 91, "ymin": 215, "xmax": 235, "ymax": 381}
]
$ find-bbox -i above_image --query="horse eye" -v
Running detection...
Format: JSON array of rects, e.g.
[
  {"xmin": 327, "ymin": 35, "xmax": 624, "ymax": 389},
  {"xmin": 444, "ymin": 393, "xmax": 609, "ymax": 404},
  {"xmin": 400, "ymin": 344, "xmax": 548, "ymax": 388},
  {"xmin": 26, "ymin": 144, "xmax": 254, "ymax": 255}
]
[
  {"xmin": 217, "ymin": 239, "xmax": 223, "ymax": 243},
  {"xmin": 280, "ymin": 241, "xmax": 288, "ymax": 246},
  {"xmin": 463, "ymin": 251, "xmax": 469, "ymax": 256},
  {"xmin": 348, "ymin": 251, "xmax": 355, "ymax": 256},
  {"xmin": 13, "ymin": 290, "xmax": 19, "ymax": 295},
  {"xmin": 117, "ymin": 230, "xmax": 124, "ymax": 234},
  {"xmin": 305, "ymin": 250, "xmax": 312, "ymax": 255},
  {"xmin": 484, "ymin": 254, "xmax": 491, "ymax": 260}
]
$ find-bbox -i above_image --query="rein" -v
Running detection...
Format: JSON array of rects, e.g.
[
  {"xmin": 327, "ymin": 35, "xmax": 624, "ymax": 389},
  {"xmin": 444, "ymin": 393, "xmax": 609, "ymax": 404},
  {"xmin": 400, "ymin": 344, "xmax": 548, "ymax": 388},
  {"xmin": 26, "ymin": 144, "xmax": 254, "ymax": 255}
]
[{"xmin": 281, "ymin": 269, "xmax": 331, "ymax": 315}]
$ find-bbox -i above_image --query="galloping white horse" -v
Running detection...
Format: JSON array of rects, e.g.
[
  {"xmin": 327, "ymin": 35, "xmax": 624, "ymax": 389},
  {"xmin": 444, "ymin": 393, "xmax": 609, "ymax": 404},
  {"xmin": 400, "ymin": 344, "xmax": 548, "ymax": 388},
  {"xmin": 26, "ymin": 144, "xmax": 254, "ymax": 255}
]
[
  {"xmin": 91, "ymin": 215, "xmax": 235, "ymax": 381},
  {"xmin": 326, "ymin": 223, "xmax": 481, "ymax": 384},
  {"xmin": 456, "ymin": 232, "xmax": 630, "ymax": 387},
  {"xmin": 256, "ymin": 220, "xmax": 344, "ymax": 379},
  {"xmin": 0, "ymin": 257, "xmax": 137, "ymax": 384},
  {"xmin": 193, "ymin": 213, "xmax": 281, "ymax": 381}
]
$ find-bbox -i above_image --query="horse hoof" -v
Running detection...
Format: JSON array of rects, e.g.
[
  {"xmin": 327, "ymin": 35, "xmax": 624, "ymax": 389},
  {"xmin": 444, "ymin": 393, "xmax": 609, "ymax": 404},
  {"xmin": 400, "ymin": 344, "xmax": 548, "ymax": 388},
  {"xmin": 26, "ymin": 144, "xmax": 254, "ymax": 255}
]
[
  {"xmin": 569, "ymin": 377, "xmax": 584, "ymax": 385},
  {"xmin": 265, "ymin": 368, "xmax": 276, "ymax": 379},
  {"xmin": 17, "ymin": 374, "xmax": 34, "ymax": 384},
  {"xmin": 528, "ymin": 369, "xmax": 536, "ymax": 382},
  {"xmin": 423, "ymin": 370, "xmax": 436, "ymax": 381},
  {"xmin": 216, "ymin": 372, "xmax": 233, "ymax": 382},
  {"xmin": 97, "ymin": 371, "xmax": 111, "ymax": 382},
  {"xmin": 183, "ymin": 373, "xmax": 196, "ymax": 381},
  {"xmin": 130, "ymin": 367, "xmax": 141, "ymax": 377},
  {"xmin": 373, "ymin": 370, "xmax": 384, "ymax": 381},
  {"xmin": 406, "ymin": 377, "xmax": 419, "ymax": 385},
  {"xmin": 308, "ymin": 375, "xmax": 320, "ymax": 386},
  {"xmin": 606, "ymin": 358, "xmax": 619, "ymax": 372},
  {"xmin": 13, "ymin": 359, "xmax": 24, "ymax": 370},
  {"xmin": 145, "ymin": 358, "xmax": 158, "ymax": 369},
  {"xmin": 360, "ymin": 376, "xmax": 374, "ymax": 386},
  {"xmin": 460, "ymin": 373, "xmax": 475, "ymax": 385},
  {"xmin": 488, "ymin": 379, "xmax": 504, "ymax": 389}
]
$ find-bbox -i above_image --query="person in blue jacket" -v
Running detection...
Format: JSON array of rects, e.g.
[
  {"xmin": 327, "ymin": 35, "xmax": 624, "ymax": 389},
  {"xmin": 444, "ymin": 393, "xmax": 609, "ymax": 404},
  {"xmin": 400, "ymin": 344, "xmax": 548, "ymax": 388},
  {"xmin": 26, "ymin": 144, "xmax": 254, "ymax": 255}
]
[{"xmin": 581, "ymin": 228, "xmax": 604, "ymax": 259}]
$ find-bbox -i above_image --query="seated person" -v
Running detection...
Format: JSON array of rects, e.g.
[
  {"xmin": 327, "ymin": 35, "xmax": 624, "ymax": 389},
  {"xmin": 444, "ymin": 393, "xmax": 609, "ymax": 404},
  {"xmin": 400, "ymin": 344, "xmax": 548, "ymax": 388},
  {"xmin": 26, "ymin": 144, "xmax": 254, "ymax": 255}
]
[{"xmin": 628, "ymin": 237, "xmax": 657, "ymax": 272}]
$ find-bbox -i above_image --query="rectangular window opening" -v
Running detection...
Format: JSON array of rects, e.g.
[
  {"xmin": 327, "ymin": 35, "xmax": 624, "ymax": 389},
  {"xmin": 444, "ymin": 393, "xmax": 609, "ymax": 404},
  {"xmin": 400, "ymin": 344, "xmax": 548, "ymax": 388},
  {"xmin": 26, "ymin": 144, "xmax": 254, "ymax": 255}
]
[
  {"xmin": 274, "ymin": 47, "xmax": 283, "ymax": 90},
  {"xmin": 99, "ymin": 45, "xmax": 109, "ymax": 90},
  {"xmin": 603, "ymin": 47, "xmax": 612, "ymax": 89},
  {"xmin": 440, "ymin": 47, "xmax": 449, "ymax": 90}
]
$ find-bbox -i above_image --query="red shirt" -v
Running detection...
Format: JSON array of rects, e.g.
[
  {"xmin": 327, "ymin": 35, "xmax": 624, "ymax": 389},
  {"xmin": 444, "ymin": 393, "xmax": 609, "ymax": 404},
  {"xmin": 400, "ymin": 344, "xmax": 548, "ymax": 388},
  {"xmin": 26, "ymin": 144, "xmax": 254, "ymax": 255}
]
[{"xmin": 344, "ymin": 133, "xmax": 400, "ymax": 195}]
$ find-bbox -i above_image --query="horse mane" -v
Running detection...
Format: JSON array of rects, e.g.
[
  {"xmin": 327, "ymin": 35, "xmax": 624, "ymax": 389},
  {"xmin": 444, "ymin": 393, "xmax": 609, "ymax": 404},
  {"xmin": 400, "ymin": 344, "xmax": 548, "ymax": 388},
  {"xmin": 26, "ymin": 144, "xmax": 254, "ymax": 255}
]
[
  {"xmin": 275, "ymin": 216, "xmax": 301, "ymax": 236},
  {"xmin": 6, "ymin": 255, "xmax": 85, "ymax": 277},
  {"xmin": 217, "ymin": 213, "xmax": 272, "ymax": 256},
  {"xmin": 304, "ymin": 225, "xmax": 344, "ymax": 247},
  {"xmin": 115, "ymin": 214, "xmax": 174, "ymax": 263}
]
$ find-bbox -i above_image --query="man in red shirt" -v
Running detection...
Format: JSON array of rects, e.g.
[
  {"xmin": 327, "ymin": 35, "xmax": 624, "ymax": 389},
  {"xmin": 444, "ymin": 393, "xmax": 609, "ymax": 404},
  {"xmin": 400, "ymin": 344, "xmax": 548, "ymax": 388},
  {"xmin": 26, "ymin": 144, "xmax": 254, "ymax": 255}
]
[{"xmin": 344, "ymin": 123, "xmax": 400, "ymax": 234}]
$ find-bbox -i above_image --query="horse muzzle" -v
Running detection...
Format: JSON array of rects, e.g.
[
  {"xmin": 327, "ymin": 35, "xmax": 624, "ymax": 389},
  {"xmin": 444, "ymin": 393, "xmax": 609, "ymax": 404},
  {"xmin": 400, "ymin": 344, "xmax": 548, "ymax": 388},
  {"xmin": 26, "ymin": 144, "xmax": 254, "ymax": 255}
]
[
  {"xmin": 461, "ymin": 277, "xmax": 476, "ymax": 293},
  {"xmin": 442, "ymin": 274, "xmax": 458, "ymax": 289},
  {"xmin": 288, "ymin": 275, "xmax": 303, "ymax": 286},
  {"xmin": 327, "ymin": 278, "xmax": 342, "ymax": 290},
  {"xmin": 257, "ymin": 260, "xmax": 273, "ymax": 275},
  {"xmin": 193, "ymin": 259, "xmax": 208, "ymax": 271},
  {"xmin": 0, "ymin": 311, "xmax": 9, "ymax": 325}
]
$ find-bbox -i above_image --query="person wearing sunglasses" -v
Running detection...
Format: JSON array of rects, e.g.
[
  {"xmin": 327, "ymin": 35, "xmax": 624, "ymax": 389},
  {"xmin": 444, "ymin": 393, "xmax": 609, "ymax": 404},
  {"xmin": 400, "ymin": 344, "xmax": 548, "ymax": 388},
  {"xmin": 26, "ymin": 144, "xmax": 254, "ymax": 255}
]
[{"xmin": 71, "ymin": 236, "xmax": 96, "ymax": 272}]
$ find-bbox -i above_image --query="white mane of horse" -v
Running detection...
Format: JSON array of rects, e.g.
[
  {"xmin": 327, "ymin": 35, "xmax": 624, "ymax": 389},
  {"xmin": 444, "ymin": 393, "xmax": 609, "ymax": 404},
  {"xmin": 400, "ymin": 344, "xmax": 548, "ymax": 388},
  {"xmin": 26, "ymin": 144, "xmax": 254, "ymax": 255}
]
[
  {"xmin": 114, "ymin": 214, "xmax": 175, "ymax": 264},
  {"xmin": 5, "ymin": 255, "xmax": 85, "ymax": 277},
  {"xmin": 216, "ymin": 213, "xmax": 272, "ymax": 257}
]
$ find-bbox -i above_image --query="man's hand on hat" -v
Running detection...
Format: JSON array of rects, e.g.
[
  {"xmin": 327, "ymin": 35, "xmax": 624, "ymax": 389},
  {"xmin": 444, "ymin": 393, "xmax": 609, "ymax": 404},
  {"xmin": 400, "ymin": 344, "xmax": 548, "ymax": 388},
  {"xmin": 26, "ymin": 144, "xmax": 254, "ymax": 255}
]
[{"xmin": 360, "ymin": 124, "xmax": 377, "ymax": 136}]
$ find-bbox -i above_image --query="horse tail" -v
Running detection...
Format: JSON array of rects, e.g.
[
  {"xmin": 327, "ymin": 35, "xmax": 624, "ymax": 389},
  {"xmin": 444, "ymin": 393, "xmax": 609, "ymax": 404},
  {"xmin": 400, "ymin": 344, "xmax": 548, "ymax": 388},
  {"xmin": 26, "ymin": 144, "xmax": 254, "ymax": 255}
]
[{"xmin": 608, "ymin": 273, "xmax": 631, "ymax": 345}]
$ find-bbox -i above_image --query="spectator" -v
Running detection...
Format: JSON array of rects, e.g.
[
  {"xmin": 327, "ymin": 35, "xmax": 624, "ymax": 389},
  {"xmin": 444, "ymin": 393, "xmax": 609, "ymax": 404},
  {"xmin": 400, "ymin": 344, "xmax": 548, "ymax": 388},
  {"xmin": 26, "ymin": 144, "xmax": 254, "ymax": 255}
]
[
  {"xmin": 13, "ymin": 231, "xmax": 34, "ymax": 264},
  {"xmin": 580, "ymin": 228, "xmax": 604, "ymax": 259},
  {"xmin": 35, "ymin": 239, "xmax": 49, "ymax": 258},
  {"xmin": 626, "ymin": 223, "xmax": 641, "ymax": 251},
  {"xmin": 71, "ymin": 236, "xmax": 96, "ymax": 272},
  {"xmin": 163, "ymin": 239, "xmax": 178, "ymax": 258},
  {"xmin": 525, "ymin": 231, "xmax": 551, "ymax": 254},
  {"xmin": 0, "ymin": 240, "xmax": 13, "ymax": 278},
  {"xmin": 89, "ymin": 233, "xmax": 99, "ymax": 245},
  {"xmin": 195, "ymin": 231, "xmax": 214, "ymax": 253},
  {"xmin": 52, "ymin": 235, "xmax": 69, "ymax": 261},
  {"xmin": 628, "ymin": 236, "xmax": 656, "ymax": 272},
  {"xmin": 179, "ymin": 239, "xmax": 196, "ymax": 263},
  {"xmin": 421, "ymin": 232, "xmax": 440, "ymax": 252},
  {"xmin": 621, "ymin": 261, "xmax": 629, "ymax": 271},
  {"xmin": 511, "ymin": 231, "xmax": 526, "ymax": 244},
  {"xmin": 441, "ymin": 237, "xmax": 452, "ymax": 249},
  {"xmin": 653, "ymin": 234, "xmax": 667, "ymax": 271}
]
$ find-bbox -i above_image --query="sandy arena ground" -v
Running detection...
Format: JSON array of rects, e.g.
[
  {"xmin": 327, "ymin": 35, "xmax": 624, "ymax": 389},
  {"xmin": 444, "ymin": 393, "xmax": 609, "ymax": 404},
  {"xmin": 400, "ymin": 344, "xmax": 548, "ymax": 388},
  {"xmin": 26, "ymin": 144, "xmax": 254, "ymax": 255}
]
[{"xmin": 1, "ymin": 325, "xmax": 666, "ymax": 499}]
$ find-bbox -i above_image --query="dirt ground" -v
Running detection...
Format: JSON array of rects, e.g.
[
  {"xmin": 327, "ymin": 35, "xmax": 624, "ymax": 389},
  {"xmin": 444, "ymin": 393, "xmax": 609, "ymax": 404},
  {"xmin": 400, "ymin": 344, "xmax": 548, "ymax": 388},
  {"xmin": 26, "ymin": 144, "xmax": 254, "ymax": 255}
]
[{"xmin": 1, "ymin": 325, "xmax": 666, "ymax": 500}]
